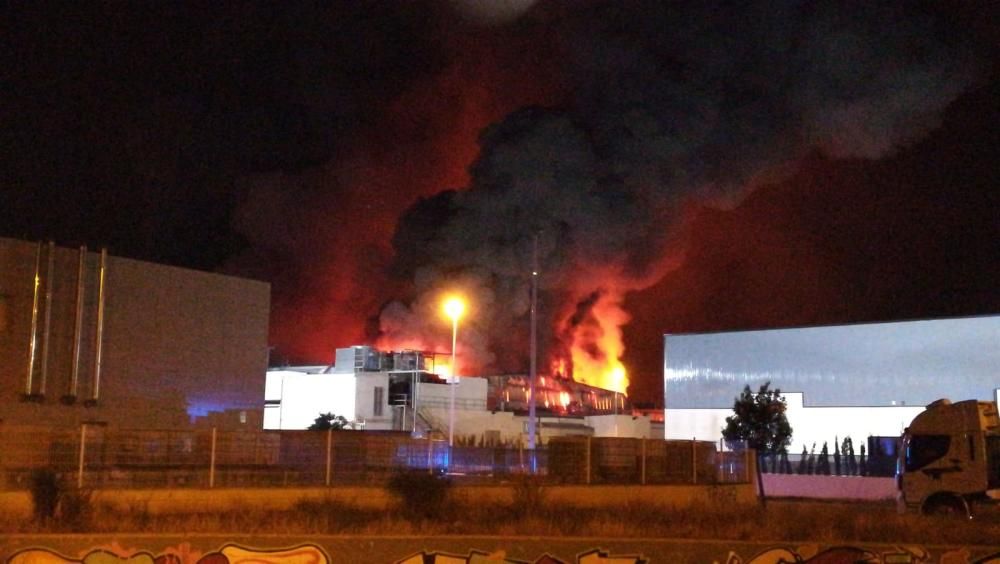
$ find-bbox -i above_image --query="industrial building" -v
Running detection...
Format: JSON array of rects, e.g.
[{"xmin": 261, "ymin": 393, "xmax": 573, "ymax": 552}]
[
  {"xmin": 0, "ymin": 237, "xmax": 270, "ymax": 428},
  {"xmin": 663, "ymin": 316, "xmax": 1000, "ymax": 451},
  {"xmin": 264, "ymin": 345, "xmax": 656, "ymax": 443}
]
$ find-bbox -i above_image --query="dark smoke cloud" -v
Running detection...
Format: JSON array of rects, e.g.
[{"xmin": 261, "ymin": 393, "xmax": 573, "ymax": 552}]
[
  {"xmin": 3, "ymin": 0, "xmax": 990, "ymax": 393},
  {"xmin": 220, "ymin": 3, "xmax": 564, "ymax": 362},
  {"xmin": 378, "ymin": 1, "xmax": 980, "ymax": 383}
]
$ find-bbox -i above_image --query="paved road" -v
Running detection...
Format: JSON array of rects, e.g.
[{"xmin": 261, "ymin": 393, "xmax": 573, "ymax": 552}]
[{"xmin": 4, "ymin": 534, "xmax": 1000, "ymax": 564}]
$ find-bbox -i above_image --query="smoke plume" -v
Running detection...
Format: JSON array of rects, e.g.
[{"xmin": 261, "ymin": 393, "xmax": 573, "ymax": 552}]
[{"xmin": 377, "ymin": 2, "xmax": 978, "ymax": 392}]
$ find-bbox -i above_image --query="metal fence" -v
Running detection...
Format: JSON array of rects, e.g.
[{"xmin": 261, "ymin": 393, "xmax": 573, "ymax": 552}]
[
  {"xmin": 757, "ymin": 452, "xmax": 896, "ymax": 477},
  {"xmin": 0, "ymin": 424, "xmax": 752, "ymax": 490}
]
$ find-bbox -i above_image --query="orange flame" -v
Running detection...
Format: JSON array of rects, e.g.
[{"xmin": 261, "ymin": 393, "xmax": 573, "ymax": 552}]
[
  {"xmin": 565, "ymin": 291, "xmax": 630, "ymax": 394},
  {"xmin": 433, "ymin": 362, "xmax": 453, "ymax": 381},
  {"xmin": 550, "ymin": 358, "xmax": 569, "ymax": 378}
]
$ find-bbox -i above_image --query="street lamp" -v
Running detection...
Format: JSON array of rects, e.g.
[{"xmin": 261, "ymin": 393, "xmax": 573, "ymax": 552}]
[{"xmin": 442, "ymin": 296, "xmax": 465, "ymax": 448}]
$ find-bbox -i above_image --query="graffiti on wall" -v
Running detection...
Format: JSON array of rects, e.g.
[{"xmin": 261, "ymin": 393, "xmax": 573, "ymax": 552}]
[
  {"xmin": 6, "ymin": 543, "xmax": 1000, "ymax": 564},
  {"xmin": 720, "ymin": 545, "xmax": 1000, "ymax": 564},
  {"xmin": 5, "ymin": 545, "xmax": 643, "ymax": 564},
  {"xmin": 395, "ymin": 548, "xmax": 646, "ymax": 563},
  {"xmin": 6, "ymin": 544, "xmax": 329, "ymax": 564}
]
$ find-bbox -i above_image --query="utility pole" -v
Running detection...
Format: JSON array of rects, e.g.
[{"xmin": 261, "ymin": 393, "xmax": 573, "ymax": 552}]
[{"xmin": 528, "ymin": 234, "xmax": 539, "ymax": 457}]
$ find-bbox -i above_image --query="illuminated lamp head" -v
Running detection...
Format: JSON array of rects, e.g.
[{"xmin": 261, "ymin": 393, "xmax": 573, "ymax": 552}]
[{"xmin": 442, "ymin": 296, "xmax": 466, "ymax": 322}]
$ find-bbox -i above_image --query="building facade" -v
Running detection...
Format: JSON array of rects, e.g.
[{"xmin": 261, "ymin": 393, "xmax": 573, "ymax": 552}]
[
  {"xmin": 264, "ymin": 346, "xmax": 658, "ymax": 443},
  {"xmin": 0, "ymin": 237, "xmax": 270, "ymax": 428},
  {"xmin": 663, "ymin": 316, "xmax": 1000, "ymax": 450}
]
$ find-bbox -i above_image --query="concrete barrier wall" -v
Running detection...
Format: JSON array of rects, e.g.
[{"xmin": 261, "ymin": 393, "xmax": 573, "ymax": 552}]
[
  {"xmin": 6, "ymin": 536, "xmax": 1000, "ymax": 564},
  {"xmin": 761, "ymin": 474, "xmax": 896, "ymax": 500}
]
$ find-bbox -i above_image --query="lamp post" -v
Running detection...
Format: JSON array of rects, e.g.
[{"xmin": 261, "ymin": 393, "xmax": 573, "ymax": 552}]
[
  {"xmin": 528, "ymin": 234, "xmax": 539, "ymax": 456},
  {"xmin": 443, "ymin": 296, "xmax": 465, "ymax": 448}
]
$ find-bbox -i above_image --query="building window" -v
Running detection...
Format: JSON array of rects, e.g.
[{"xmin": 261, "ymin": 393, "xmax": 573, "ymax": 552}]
[{"xmin": 374, "ymin": 386, "xmax": 384, "ymax": 417}]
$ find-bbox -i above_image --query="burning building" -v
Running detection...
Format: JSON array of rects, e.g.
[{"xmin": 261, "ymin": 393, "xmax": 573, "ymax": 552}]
[{"xmin": 264, "ymin": 345, "xmax": 652, "ymax": 443}]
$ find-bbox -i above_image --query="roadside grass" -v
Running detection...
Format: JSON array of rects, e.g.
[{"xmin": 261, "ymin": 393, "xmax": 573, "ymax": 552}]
[{"xmin": 3, "ymin": 496, "xmax": 999, "ymax": 545}]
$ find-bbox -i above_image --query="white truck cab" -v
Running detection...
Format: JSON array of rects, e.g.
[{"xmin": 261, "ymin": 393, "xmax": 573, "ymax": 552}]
[{"xmin": 897, "ymin": 399, "xmax": 1000, "ymax": 517}]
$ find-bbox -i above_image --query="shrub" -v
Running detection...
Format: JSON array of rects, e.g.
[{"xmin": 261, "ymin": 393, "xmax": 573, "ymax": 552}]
[
  {"xmin": 509, "ymin": 475, "xmax": 546, "ymax": 516},
  {"xmin": 28, "ymin": 468, "xmax": 61, "ymax": 523},
  {"xmin": 59, "ymin": 488, "xmax": 93, "ymax": 530},
  {"xmin": 308, "ymin": 413, "xmax": 348, "ymax": 431},
  {"xmin": 386, "ymin": 470, "xmax": 452, "ymax": 521}
]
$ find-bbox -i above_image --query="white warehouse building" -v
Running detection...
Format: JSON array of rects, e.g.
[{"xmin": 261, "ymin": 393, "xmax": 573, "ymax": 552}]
[{"xmin": 663, "ymin": 316, "xmax": 1000, "ymax": 452}]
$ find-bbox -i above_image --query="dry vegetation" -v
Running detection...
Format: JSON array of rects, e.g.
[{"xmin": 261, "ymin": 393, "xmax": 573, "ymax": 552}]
[{"xmin": 3, "ymin": 482, "xmax": 999, "ymax": 545}]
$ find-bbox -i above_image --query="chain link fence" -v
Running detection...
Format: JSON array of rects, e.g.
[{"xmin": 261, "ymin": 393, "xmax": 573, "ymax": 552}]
[{"xmin": 0, "ymin": 424, "xmax": 751, "ymax": 490}]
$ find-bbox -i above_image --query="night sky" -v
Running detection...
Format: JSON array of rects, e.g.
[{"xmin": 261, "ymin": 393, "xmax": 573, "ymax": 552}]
[{"xmin": 2, "ymin": 1, "xmax": 997, "ymax": 406}]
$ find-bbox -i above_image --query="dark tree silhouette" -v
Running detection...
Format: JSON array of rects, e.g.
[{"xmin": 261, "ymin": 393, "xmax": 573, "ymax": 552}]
[
  {"xmin": 308, "ymin": 412, "xmax": 349, "ymax": 431},
  {"xmin": 843, "ymin": 437, "xmax": 857, "ymax": 475},
  {"xmin": 780, "ymin": 448, "xmax": 793, "ymax": 474},
  {"xmin": 817, "ymin": 441, "xmax": 830, "ymax": 475},
  {"xmin": 834, "ymin": 436, "xmax": 841, "ymax": 476},
  {"xmin": 722, "ymin": 382, "xmax": 793, "ymax": 505}
]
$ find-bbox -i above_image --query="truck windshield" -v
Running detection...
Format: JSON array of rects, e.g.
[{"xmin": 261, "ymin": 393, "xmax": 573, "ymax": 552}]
[
  {"xmin": 988, "ymin": 436, "xmax": 1000, "ymax": 489},
  {"xmin": 905, "ymin": 434, "xmax": 950, "ymax": 472}
]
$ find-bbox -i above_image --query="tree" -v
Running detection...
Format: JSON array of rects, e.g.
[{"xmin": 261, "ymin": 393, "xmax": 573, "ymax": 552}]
[
  {"xmin": 834, "ymin": 436, "xmax": 841, "ymax": 476},
  {"xmin": 843, "ymin": 437, "xmax": 857, "ymax": 475},
  {"xmin": 779, "ymin": 448, "xmax": 792, "ymax": 474},
  {"xmin": 817, "ymin": 442, "xmax": 830, "ymax": 475},
  {"xmin": 308, "ymin": 412, "xmax": 349, "ymax": 431},
  {"xmin": 722, "ymin": 382, "xmax": 793, "ymax": 505}
]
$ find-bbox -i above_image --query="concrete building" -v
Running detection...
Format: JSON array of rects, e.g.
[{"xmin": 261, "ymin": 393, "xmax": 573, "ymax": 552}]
[
  {"xmin": 0, "ymin": 237, "xmax": 270, "ymax": 428},
  {"xmin": 264, "ymin": 346, "xmax": 658, "ymax": 443},
  {"xmin": 663, "ymin": 316, "xmax": 1000, "ymax": 450}
]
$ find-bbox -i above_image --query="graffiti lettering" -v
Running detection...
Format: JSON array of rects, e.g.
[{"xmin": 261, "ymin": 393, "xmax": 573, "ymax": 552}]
[
  {"xmin": 720, "ymin": 545, "xmax": 1000, "ymax": 564},
  {"xmin": 395, "ymin": 549, "xmax": 645, "ymax": 564},
  {"xmin": 6, "ymin": 545, "xmax": 329, "ymax": 564},
  {"xmin": 6, "ymin": 542, "xmax": 1000, "ymax": 564}
]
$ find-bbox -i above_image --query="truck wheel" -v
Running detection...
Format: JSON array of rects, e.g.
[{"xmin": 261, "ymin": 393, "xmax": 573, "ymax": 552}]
[{"xmin": 923, "ymin": 495, "xmax": 971, "ymax": 519}]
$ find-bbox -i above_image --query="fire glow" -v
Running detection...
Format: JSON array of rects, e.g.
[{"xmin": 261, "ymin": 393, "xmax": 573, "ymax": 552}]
[
  {"xmin": 560, "ymin": 290, "xmax": 631, "ymax": 395},
  {"xmin": 377, "ymin": 288, "xmax": 632, "ymax": 395}
]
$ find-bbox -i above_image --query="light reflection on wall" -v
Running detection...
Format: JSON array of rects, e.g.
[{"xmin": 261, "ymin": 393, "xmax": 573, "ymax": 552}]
[{"xmin": 664, "ymin": 316, "xmax": 1000, "ymax": 409}]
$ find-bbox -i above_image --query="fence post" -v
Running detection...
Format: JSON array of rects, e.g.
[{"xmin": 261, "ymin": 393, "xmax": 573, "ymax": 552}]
[
  {"xmin": 518, "ymin": 439, "xmax": 523, "ymax": 471},
  {"xmin": 691, "ymin": 438, "xmax": 697, "ymax": 484},
  {"xmin": 209, "ymin": 427, "xmax": 217, "ymax": 488},
  {"xmin": 640, "ymin": 438, "xmax": 646, "ymax": 485},
  {"xmin": 77, "ymin": 423, "xmax": 87, "ymax": 489},
  {"xmin": 585, "ymin": 436, "xmax": 591, "ymax": 485},
  {"xmin": 254, "ymin": 432, "xmax": 260, "ymax": 465},
  {"xmin": 325, "ymin": 427, "xmax": 332, "ymax": 486},
  {"xmin": 745, "ymin": 447, "xmax": 752, "ymax": 484},
  {"xmin": 427, "ymin": 432, "xmax": 433, "ymax": 475}
]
